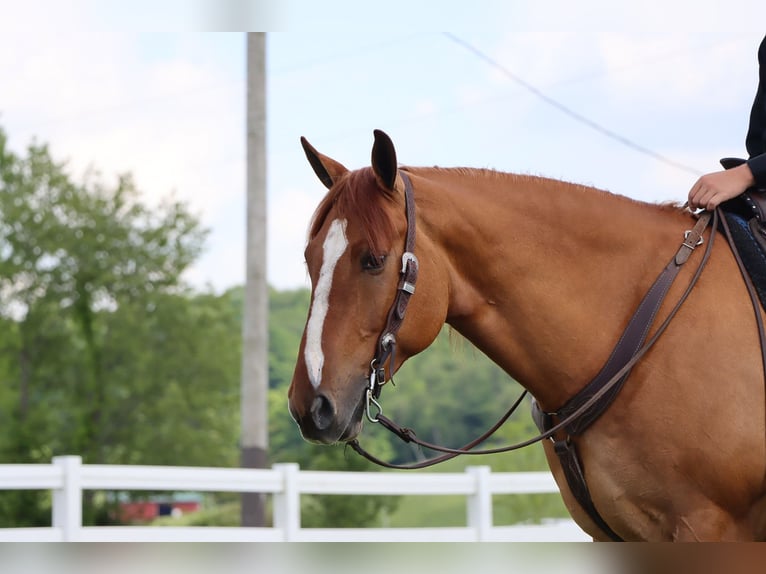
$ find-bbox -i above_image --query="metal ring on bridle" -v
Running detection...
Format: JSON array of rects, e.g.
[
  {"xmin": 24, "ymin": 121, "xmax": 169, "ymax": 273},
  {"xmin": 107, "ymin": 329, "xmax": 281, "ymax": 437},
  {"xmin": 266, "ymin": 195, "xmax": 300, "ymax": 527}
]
[
  {"xmin": 369, "ymin": 359, "xmax": 379, "ymax": 390},
  {"xmin": 365, "ymin": 388, "xmax": 383, "ymax": 423}
]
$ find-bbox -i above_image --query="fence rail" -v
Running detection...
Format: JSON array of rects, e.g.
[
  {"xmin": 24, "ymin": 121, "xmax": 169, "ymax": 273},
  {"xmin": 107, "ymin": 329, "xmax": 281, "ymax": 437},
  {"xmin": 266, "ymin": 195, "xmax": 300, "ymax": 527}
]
[{"xmin": 0, "ymin": 456, "xmax": 588, "ymax": 542}]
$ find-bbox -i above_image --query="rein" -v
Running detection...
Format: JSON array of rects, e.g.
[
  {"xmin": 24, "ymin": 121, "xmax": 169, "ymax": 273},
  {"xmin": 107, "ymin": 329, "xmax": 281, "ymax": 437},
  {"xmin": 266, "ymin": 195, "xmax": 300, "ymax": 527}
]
[{"xmin": 350, "ymin": 171, "xmax": 719, "ymax": 470}]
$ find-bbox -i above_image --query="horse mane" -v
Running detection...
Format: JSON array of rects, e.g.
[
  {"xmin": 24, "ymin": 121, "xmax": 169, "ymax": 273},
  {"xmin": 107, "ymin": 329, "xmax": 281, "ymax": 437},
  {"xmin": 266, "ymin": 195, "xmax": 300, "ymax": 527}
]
[
  {"xmin": 308, "ymin": 166, "xmax": 689, "ymax": 255},
  {"xmin": 419, "ymin": 166, "xmax": 689, "ymax": 215},
  {"xmin": 309, "ymin": 167, "xmax": 397, "ymax": 257}
]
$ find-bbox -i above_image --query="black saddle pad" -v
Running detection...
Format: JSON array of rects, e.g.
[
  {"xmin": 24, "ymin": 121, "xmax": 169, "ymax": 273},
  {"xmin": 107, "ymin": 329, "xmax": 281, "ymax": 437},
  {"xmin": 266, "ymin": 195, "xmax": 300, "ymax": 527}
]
[{"xmin": 721, "ymin": 210, "xmax": 766, "ymax": 308}]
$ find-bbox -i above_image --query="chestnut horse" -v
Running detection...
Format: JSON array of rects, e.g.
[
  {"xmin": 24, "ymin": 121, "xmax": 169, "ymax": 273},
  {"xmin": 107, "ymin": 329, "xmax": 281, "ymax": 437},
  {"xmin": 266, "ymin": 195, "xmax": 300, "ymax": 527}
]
[{"xmin": 287, "ymin": 130, "xmax": 766, "ymax": 541}]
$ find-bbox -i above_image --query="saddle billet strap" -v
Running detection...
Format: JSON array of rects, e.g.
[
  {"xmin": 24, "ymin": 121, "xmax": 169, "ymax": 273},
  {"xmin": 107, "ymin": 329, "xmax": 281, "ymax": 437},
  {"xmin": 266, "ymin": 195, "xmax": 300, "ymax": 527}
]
[
  {"xmin": 717, "ymin": 157, "xmax": 766, "ymax": 425},
  {"xmin": 719, "ymin": 212, "xmax": 766, "ymax": 418}
]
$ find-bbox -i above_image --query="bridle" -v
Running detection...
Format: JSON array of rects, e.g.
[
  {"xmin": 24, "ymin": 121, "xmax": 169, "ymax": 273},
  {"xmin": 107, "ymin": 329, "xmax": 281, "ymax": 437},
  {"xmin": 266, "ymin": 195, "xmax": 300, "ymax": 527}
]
[
  {"xmin": 363, "ymin": 171, "xmax": 419, "ymax": 424},
  {"xmin": 356, "ymin": 170, "xmax": 533, "ymax": 469},
  {"xmin": 350, "ymin": 170, "xmax": 739, "ymax": 472}
]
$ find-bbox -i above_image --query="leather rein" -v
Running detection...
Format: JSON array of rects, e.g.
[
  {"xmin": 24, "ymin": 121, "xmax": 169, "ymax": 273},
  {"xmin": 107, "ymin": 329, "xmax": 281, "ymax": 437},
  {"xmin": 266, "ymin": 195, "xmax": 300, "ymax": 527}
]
[{"xmin": 349, "ymin": 171, "xmax": 745, "ymax": 472}]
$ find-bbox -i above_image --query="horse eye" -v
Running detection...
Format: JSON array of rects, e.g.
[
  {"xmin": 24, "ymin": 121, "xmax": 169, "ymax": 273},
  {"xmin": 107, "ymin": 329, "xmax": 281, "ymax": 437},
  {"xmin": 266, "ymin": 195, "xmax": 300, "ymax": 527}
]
[{"xmin": 361, "ymin": 253, "xmax": 387, "ymax": 273}]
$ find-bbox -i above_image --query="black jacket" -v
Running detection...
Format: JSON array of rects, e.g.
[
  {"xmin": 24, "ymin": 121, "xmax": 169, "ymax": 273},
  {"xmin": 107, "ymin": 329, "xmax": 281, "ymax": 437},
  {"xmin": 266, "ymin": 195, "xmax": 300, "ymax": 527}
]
[{"xmin": 746, "ymin": 35, "xmax": 766, "ymax": 186}]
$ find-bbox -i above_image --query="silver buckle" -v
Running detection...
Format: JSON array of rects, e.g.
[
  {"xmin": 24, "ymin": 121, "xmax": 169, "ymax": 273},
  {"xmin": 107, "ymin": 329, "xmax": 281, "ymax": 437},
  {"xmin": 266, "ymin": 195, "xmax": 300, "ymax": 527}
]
[
  {"xmin": 683, "ymin": 230, "xmax": 704, "ymax": 248},
  {"xmin": 400, "ymin": 252, "xmax": 418, "ymax": 273}
]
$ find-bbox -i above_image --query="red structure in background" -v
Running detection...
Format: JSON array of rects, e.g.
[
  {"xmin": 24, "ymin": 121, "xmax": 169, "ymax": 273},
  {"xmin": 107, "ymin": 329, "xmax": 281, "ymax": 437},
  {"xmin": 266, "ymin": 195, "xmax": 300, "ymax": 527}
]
[{"xmin": 118, "ymin": 500, "xmax": 200, "ymax": 523}]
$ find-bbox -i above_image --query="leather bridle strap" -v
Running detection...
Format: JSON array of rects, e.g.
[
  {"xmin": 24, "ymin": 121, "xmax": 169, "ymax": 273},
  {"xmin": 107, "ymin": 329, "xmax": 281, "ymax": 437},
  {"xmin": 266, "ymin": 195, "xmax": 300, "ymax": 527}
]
[{"xmin": 365, "ymin": 172, "xmax": 418, "ymax": 420}]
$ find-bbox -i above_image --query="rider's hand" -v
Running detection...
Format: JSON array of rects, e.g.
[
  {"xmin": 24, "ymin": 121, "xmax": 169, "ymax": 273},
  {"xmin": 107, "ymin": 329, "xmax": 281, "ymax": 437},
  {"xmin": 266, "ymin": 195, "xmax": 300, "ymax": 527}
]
[{"xmin": 687, "ymin": 163, "xmax": 755, "ymax": 211}]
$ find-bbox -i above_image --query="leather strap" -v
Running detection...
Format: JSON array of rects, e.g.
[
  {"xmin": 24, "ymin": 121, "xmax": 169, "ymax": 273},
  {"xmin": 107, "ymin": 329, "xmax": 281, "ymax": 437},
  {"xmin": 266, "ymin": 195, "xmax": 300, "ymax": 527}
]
[
  {"xmin": 350, "ymin": 390, "xmax": 529, "ymax": 470},
  {"xmin": 369, "ymin": 171, "xmax": 418, "ymax": 399},
  {"xmin": 719, "ymin": 213, "xmax": 766, "ymax": 421},
  {"xmin": 549, "ymin": 212, "xmax": 711, "ymax": 435},
  {"xmin": 552, "ymin": 438, "xmax": 623, "ymax": 541},
  {"xmin": 531, "ymin": 212, "xmax": 710, "ymax": 542}
]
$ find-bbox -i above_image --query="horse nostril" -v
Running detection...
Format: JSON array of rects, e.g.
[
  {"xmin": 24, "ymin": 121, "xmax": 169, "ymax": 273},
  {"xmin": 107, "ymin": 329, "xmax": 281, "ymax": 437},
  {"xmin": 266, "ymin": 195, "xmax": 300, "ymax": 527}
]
[{"xmin": 310, "ymin": 394, "xmax": 335, "ymax": 431}]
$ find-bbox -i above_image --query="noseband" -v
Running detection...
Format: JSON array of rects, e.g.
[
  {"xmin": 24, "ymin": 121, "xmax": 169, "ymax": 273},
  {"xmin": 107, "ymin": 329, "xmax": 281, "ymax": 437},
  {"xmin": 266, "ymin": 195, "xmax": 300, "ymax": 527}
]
[{"xmin": 365, "ymin": 171, "xmax": 419, "ymax": 423}]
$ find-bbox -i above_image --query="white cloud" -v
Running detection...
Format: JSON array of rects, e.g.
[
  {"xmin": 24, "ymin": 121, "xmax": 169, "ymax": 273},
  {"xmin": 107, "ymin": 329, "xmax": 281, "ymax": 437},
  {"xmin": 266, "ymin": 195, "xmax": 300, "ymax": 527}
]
[
  {"xmin": 1, "ymin": 27, "xmax": 246, "ymax": 292},
  {"xmin": 414, "ymin": 99, "xmax": 437, "ymax": 118},
  {"xmin": 597, "ymin": 33, "xmax": 759, "ymax": 111},
  {"xmin": 482, "ymin": 31, "xmax": 593, "ymax": 102},
  {"xmin": 267, "ymin": 186, "xmax": 318, "ymax": 290}
]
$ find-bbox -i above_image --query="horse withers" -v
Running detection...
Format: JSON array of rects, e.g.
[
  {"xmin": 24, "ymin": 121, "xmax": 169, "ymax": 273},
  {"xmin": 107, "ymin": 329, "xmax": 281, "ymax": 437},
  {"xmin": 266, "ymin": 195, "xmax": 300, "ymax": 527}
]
[{"xmin": 287, "ymin": 130, "xmax": 766, "ymax": 541}]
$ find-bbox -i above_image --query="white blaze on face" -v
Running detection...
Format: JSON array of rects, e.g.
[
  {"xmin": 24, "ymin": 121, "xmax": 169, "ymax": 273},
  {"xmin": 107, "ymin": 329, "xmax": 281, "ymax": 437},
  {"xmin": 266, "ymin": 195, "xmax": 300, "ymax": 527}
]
[{"xmin": 305, "ymin": 218, "xmax": 348, "ymax": 389}]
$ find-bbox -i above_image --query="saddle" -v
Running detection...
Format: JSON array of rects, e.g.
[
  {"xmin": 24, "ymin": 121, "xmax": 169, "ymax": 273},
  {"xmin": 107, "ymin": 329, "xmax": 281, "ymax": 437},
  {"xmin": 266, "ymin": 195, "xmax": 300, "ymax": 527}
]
[{"xmin": 719, "ymin": 157, "xmax": 766, "ymax": 308}]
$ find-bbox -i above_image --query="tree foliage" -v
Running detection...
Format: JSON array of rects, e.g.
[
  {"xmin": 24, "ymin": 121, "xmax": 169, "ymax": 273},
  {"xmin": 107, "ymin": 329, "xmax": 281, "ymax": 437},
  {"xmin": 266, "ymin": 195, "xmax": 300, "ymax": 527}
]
[
  {"xmin": 0, "ymin": 129, "xmax": 230, "ymax": 525},
  {"xmin": 0, "ymin": 128, "xmax": 211, "ymax": 465},
  {"xmin": 0, "ymin": 126, "xmax": 564, "ymax": 529}
]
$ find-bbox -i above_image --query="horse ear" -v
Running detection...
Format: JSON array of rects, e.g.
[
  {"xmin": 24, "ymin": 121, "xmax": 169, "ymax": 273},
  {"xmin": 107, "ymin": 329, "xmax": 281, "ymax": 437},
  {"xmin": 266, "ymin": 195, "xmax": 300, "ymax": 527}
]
[
  {"xmin": 371, "ymin": 129, "xmax": 398, "ymax": 191},
  {"xmin": 300, "ymin": 137, "xmax": 348, "ymax": 189}
]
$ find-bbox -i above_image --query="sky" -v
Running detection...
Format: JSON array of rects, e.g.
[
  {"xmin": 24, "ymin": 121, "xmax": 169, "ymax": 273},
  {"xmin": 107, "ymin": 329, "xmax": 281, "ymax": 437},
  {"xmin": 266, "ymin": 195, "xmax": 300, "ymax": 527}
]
[{"xmin": 1, "ymin": 1, "xmax": 764, "ymax": 292}]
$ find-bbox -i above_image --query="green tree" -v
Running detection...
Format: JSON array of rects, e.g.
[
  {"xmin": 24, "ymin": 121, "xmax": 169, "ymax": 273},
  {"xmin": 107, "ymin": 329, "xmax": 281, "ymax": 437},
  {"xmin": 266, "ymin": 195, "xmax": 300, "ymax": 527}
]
[
  {"xmin": 0, "ymin": 128, "xmax": 209, "ymax": 467},
  {"xmin": 0, "ymin": 126, "xmax": 569, "ymax": 529},
  {"xmin": 97, "ymin": 289, "xmax": 242, "ymax": 467},
  {"xmin": 0, "ymin": 128, "xmax": 233, "ymax": 525}
]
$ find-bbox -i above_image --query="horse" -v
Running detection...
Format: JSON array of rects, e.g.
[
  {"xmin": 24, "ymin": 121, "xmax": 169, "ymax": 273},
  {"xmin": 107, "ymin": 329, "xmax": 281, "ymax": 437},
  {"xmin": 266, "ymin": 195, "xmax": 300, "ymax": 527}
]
[{"xmin": 287, "ymin": 129, "xmax": 766, "ymax": 541}]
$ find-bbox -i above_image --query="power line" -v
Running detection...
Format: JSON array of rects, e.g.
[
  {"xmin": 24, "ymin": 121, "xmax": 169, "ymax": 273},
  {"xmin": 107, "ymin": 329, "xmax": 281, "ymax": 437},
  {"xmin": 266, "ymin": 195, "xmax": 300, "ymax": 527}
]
[{"xmin": 443, "ymin": 32, "xmax": 703, "ymax": 177}]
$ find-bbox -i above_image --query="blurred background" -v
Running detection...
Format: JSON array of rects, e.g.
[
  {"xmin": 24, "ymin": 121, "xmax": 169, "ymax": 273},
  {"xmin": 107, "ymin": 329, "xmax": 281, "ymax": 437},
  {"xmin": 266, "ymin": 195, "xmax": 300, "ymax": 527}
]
[{"xmin": 0, "ymin": 0, "xmax": 764, "ymax": 552}]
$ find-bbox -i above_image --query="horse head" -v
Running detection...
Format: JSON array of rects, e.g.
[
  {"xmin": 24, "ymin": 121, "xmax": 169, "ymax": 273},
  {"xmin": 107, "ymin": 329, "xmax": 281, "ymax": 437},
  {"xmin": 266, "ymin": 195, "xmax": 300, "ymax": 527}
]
[{"xmin": 288, "ymin": 130, "xmax": 448, "ymax": 444}]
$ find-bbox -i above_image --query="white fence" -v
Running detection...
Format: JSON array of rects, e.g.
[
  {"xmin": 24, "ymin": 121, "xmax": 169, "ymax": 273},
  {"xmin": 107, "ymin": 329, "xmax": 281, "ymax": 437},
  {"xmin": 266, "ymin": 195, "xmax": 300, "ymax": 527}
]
[{"xmin": 0, "ymin": 455, "xmax": 588, "ymax": 542}]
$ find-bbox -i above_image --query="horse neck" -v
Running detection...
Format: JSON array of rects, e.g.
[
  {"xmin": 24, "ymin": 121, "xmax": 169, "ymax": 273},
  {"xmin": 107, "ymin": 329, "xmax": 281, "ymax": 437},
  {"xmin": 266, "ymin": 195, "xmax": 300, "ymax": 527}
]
[{"xmin": 412, "ymin": 168, "xmax": 686, "ymax": 409}]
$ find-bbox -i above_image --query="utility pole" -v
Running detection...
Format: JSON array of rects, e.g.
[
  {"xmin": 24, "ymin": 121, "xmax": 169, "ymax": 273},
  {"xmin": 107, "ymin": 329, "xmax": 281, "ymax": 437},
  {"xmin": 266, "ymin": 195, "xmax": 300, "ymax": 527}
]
[{"xmin": 241, "ymin": 32, "xmax": 268, "ymax": 527}]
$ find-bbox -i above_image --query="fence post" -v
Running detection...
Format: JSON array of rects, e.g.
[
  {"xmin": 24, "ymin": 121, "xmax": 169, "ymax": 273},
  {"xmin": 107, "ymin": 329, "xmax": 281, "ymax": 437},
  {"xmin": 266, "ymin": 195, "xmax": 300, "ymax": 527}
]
[
  {"xmin": 466, "ymin": 465, "xmax": 492, "ymax": 541},
  {"xmin": 272, "ymin": 463, "xmax": 300, "ymax": 541},
  {"xmin": 52, "ymin": 455, "xmax": 83, "ymax": 542}
]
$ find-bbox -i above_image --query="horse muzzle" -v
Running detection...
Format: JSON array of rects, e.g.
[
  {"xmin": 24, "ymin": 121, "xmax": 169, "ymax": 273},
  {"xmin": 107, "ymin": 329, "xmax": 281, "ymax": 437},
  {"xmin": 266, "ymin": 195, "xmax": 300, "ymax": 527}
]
[{"xmin": 289, "ymin": 388, "xmax": 365, "ymax": 445}]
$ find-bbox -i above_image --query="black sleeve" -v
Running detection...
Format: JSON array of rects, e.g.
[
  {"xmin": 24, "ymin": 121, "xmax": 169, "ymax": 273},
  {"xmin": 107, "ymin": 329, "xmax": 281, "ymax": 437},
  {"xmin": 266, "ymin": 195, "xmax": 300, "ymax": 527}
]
[{"xmin": 746, "ymin": 36, "xmax": 766, "ymax": 186}]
